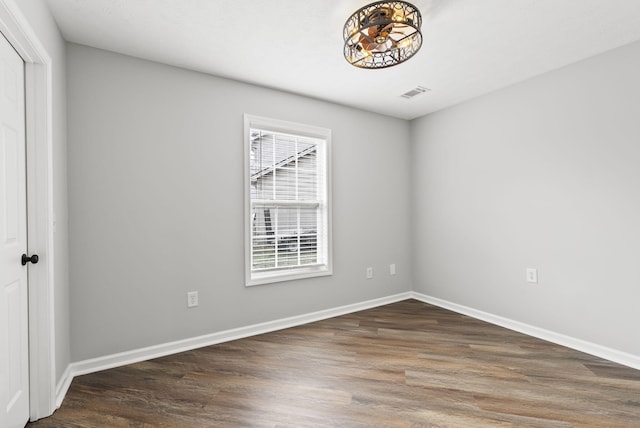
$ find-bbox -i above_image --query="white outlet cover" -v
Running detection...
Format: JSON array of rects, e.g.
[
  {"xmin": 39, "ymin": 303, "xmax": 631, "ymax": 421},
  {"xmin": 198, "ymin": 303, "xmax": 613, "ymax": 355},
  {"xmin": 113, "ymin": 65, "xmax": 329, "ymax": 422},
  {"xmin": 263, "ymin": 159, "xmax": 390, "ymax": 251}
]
[
  {"xmin": 526, "ymin": 268, "xmax": 538, "ymax": 283},
  {"xmin": 187, "ymin": 291, "xmax": 199, "ymax": 307}
]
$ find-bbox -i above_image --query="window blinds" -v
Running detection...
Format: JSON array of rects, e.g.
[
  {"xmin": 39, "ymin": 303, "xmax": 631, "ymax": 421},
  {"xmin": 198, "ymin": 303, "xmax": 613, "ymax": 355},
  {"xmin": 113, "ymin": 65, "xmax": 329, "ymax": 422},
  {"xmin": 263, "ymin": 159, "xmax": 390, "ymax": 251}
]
[{"xmin": 249, "ymin": 129, "xmax": 326, "ymax": 272}]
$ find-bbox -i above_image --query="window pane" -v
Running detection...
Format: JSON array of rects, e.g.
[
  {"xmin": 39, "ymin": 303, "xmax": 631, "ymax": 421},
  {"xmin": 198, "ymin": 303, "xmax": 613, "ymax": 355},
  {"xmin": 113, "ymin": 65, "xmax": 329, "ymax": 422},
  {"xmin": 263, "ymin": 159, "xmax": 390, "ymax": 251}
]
[
  {"xmin": 274, "ymin": 167, "xmax": 297, "ymax": 200},
  {"xmin": 298, "ymin": 150, "xmax": 317, "ymax": 200},
  {"xmin": 251, "ymin": 130, "xmax": 319, "ymax": 202},
  {"xmin": 251, "ymin": 205, "xmax": 318, "ymax": 269},
  {"xmin": 251, "ymin": 206, "xmax": 276, "ymax": 269},
  {"xmin": 277, "ymin": 207, "xmax": 317, "ymax": 267},
  {"xmin": 299, "ymin": 208, "xmax": 318, "ymax": 265}
]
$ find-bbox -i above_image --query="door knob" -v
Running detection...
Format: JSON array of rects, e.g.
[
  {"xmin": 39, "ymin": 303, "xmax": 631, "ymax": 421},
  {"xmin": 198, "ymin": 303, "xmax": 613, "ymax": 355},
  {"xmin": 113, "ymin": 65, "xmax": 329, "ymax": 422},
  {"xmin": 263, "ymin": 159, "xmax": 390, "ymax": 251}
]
[{"xmin": 21, "ymin": 254, "xmax": 39, "ymax": 266}]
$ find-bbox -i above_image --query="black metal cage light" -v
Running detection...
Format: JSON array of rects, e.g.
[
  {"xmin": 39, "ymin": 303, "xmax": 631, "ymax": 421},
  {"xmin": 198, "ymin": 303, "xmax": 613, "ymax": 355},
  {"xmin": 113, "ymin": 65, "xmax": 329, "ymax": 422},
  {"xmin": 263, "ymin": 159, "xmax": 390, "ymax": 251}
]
[{"xmin": 343, "ymin": 1, "xmax": 422, "ymax": 69}]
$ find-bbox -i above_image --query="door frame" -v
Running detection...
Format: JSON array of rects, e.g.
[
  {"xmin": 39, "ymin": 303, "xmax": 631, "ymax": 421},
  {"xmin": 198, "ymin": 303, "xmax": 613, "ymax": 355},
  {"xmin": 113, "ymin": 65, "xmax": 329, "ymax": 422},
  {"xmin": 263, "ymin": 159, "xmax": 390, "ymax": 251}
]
[{"xmin": 0, "ymin": 1, "xmax": 56, "ymax": 421}]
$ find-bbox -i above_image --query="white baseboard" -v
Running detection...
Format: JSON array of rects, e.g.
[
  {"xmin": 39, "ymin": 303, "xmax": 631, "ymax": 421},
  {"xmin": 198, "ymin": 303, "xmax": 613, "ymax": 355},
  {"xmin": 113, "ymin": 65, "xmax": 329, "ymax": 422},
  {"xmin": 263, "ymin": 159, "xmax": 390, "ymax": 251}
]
[
  {"xmin": 410, "ymin": 292, "xmax": 640, "ymax": 371},
  {"xmin": 56, "ymin": 289, "xmax": 639, "ymax": 409},
  {"xmin": 64, "ymin": 292, "xmax": 413, "ymax": 385},
  {"xmin": 55, "ymin": 365, "xmax": 73, "ymax": 408}
]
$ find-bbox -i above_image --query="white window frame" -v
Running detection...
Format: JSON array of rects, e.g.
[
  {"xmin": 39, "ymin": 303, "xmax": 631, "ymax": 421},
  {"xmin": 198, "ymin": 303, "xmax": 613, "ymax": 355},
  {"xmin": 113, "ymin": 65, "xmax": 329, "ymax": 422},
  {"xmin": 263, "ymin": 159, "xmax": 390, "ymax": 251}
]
[{"xmin": 244, "ymin": 114, "xmax": 332, "ymax": 286}]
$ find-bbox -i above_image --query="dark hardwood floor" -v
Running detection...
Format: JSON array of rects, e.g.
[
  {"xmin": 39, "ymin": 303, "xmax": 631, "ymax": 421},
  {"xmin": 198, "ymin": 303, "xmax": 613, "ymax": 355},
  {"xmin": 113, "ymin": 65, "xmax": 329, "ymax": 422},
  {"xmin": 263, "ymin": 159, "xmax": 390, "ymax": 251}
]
[{"xmin": 29, "ymin": 300, "xmax": 640, "ymax": 427}]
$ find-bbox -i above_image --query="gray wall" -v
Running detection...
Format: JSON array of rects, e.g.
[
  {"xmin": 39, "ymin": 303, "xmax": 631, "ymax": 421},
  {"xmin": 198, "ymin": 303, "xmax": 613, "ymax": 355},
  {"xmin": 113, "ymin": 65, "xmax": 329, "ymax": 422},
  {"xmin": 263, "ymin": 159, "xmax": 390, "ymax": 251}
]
[
  {"xmin": 67, "ymin": 44, "xmax": 412, "ymax": 361},
  {"xmin": 67, "ymin": 35, "xmax": 640, "ymax": 363},
  {"xmin": 14, "ymin": 0, "xmax": 70, "ymax": 383},
  {"xmin": 411, "ymin": 40, "xmax": 640, "ymax": 356}
]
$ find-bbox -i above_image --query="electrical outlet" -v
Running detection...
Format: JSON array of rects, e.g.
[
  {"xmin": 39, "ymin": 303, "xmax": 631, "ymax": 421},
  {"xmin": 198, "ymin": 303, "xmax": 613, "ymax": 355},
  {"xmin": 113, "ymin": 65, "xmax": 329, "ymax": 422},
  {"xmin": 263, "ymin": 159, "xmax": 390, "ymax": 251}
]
[
  {"xmin": 526, "ymin": 268, "xmax": 538, "ymax": 284},
  {"xmin": 187, "ymin": 291, "xmax": 199, "ymax": 307},
  {"xmin": 366, "ymin": 267, "xmax": 373, "ymax": 279},
  {"xmin": 390, "ymin": 263, "xmax": 396, "ymax": 275}
]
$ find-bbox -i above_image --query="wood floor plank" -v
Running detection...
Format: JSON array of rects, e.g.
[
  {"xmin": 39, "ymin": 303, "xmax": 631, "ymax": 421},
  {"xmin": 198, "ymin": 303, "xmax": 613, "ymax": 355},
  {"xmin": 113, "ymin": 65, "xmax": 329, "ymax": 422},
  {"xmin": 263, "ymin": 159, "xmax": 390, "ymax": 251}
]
[{"xmin": 28, "ymin": 300, "xmax": 640, "ymax": 427}]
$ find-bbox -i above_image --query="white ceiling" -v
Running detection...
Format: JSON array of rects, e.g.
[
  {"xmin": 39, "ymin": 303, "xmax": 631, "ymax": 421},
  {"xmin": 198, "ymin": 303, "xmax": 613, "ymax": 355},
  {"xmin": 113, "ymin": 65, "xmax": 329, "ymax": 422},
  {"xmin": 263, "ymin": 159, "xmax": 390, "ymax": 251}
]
[{"xmin": 45, "ymin": 0, "xmax": 640, "ymax": 120}]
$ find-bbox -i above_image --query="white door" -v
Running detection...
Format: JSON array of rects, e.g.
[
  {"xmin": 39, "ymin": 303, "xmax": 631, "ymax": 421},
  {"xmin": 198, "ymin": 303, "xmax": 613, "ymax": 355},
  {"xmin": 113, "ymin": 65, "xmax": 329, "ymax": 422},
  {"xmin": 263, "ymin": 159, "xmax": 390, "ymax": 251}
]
[{"xmin": 0, "ymin": 31, "xmax": 29, "ymax": 428}]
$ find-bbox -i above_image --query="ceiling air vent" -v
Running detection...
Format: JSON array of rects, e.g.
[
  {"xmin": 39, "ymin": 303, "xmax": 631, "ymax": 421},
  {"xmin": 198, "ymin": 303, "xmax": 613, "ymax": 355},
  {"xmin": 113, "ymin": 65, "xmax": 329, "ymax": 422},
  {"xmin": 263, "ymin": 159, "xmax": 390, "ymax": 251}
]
[{"xmin": 401, "ymin": 86, "xmax": 430, "ymax": 99}]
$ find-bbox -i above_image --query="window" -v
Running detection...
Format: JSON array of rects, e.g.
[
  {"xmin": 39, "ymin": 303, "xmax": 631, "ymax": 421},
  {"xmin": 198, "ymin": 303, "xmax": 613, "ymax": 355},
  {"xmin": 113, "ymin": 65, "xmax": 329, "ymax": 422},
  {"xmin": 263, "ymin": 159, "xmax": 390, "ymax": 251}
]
[{"xmin": 244, "ymin": 115, "xmax": 332, "ymax": 286}]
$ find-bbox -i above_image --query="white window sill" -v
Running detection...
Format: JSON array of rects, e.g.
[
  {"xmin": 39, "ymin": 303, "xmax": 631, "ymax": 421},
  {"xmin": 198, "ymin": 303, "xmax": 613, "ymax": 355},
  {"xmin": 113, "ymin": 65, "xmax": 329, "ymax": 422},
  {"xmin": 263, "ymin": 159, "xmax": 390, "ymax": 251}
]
[{"xmin": 246, "ymin": 265, "xmax": 332, "ymax": 286}]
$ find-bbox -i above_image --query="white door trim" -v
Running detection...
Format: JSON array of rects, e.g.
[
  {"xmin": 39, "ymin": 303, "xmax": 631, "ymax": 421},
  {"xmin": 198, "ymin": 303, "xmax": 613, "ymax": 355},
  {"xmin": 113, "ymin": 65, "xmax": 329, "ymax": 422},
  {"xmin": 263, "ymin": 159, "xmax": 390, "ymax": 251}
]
[{"xmin": 0, "ymin": 1, "xmax": 56, "ymax": 421}]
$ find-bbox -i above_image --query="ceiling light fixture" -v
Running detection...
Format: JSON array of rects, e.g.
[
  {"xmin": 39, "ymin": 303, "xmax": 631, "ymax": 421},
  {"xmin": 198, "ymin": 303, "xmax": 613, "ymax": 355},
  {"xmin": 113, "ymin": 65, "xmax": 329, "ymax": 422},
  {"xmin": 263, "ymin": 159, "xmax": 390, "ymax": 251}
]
[{"xmin": 343, "ymin": 1, "xmax": 422, "ymax": 69}]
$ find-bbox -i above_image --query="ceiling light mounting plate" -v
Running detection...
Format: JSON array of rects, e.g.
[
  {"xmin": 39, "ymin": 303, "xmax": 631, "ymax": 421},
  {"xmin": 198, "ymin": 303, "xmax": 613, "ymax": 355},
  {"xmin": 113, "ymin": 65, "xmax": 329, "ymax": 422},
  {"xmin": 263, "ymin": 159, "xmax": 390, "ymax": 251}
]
[{"xmin": 343, "ymin": 1, "xmax": 423, "ymax": 69}]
